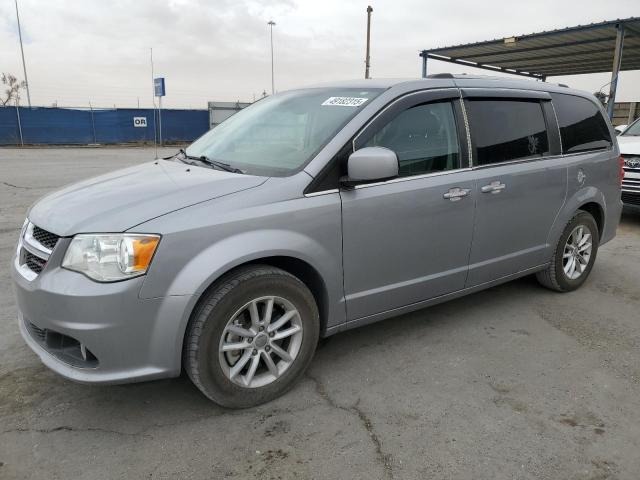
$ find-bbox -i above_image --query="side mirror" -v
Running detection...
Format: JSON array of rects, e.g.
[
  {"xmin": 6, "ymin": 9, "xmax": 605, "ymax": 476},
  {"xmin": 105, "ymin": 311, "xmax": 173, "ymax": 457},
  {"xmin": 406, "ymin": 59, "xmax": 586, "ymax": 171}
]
[
  {"xmin": 342, "ymin": 147, "xmax": 399, "ymax": 187},
  {"xmin": 615, "ymin": 125, "xmax": 627, "ymax": 135}
]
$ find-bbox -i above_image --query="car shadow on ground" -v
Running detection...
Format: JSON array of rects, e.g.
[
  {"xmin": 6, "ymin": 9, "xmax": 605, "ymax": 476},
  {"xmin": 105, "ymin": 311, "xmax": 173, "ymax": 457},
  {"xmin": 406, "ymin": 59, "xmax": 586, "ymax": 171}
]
[{"xmin": 1, "ymin": 273, "xmax": 547, "ymax": 434}]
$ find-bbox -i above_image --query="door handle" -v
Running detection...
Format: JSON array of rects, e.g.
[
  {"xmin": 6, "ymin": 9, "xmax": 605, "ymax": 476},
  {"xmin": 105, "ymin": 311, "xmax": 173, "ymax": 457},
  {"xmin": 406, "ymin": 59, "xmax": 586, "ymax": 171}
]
[
  {"xmin": 481, "ymin": 181, "xmax": 506, "ymax": 194},
  {"xmin": 443, "ymin": 187, "xmax": 470, "ymax": 202}
]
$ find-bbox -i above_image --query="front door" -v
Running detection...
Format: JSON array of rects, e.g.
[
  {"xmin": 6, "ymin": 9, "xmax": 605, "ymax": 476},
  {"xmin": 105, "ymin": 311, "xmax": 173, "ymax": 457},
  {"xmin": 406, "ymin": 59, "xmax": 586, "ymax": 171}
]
[{"xmin": 341, "ymin": 91, "xmax": 477, "ymax": 321}]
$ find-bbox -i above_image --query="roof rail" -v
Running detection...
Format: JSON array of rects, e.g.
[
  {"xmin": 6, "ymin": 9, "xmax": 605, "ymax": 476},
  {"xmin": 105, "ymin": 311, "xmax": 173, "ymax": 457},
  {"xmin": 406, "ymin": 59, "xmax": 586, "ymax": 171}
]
[{"xmin": 426, "ymin": 73, "xmax": 454, "ymax": 79}]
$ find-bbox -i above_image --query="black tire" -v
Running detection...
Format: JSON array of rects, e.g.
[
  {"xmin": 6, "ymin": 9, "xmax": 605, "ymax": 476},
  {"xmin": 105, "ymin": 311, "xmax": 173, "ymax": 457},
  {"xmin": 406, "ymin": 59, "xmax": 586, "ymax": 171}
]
[
  {"xmin": 536, "ymin": 210, "xmax": 600, "ymax": 292},
  {"xmin": 184, "ymin": 265, "xmax": 319, "ymax": 408}
]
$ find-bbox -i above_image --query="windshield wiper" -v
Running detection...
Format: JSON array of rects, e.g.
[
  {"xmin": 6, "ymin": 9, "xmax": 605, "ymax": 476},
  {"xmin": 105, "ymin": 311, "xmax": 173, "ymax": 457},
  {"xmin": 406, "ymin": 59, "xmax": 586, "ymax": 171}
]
[{"xmin": 175, "ymin": 149, "xmax": 244, "ymax": 173}]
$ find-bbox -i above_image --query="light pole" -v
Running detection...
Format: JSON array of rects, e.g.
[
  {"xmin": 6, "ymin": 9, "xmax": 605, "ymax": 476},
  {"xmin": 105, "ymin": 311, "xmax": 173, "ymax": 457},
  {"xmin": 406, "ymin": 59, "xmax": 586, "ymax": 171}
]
[
  {"xmin": 14, "ymin": 0, "xmax": 31, "ymax": 107},
  {"xmin": 268, "ymin": 20, "xmax": 276, "ymax": 94}
]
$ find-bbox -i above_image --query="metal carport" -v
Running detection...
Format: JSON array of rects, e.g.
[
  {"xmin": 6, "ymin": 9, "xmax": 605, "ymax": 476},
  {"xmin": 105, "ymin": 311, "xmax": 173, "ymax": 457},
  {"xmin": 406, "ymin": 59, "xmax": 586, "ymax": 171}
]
[{"xmin": 419, "ymin": 17, "xmax": 640, "ymax": 118}]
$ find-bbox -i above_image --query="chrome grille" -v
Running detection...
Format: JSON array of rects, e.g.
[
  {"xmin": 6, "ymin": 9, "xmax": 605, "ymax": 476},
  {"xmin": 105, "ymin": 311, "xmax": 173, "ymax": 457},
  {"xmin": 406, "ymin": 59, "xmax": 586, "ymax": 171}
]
[
  {"xmin": 31, "ymin": 226, "xmax": 59, "ymax": 250},
  {"xmin": 24, "ymin": 250, "xmax": 47, "ymax": 274},
  {"xmin": 15, "ymin": 221, "xmax": 58, "ymax": 280},
  {"xmin": 622, "ymin": 155, "xmax": 640, "ymax": 195}
]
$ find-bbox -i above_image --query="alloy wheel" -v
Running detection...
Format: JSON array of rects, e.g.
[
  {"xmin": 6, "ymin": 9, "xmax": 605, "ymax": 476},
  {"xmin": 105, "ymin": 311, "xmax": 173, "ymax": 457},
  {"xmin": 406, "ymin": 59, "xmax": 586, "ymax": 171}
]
[
  {"xmin": 562, "ymin": 225, "xmax": 593, "ymax": 280},
  {"xmin": 218, "ymin": 296, "xmax": 303, "ymax": 388}
]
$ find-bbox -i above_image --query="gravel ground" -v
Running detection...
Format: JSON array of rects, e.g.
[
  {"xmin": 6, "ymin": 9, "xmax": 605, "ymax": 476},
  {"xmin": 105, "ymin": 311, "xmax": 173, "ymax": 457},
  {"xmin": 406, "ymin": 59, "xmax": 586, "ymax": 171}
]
[{"xmin": 1, "ymin": 147, "xmax": 639, "ymax": 480}]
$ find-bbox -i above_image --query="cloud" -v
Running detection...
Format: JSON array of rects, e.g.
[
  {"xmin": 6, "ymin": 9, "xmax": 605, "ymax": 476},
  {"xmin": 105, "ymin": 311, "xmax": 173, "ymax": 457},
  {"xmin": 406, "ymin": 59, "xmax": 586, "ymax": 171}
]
[{"xmin": 0, "ymin": 0, "xmax": 639, "ymax": 108}]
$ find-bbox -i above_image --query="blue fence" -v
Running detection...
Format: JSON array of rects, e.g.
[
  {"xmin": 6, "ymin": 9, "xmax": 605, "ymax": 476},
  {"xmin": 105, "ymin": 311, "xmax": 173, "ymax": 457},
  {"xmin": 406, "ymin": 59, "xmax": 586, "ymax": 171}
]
[{"xmin": 0, "ymin": 107, "xmax": 209, "ymax": 145}]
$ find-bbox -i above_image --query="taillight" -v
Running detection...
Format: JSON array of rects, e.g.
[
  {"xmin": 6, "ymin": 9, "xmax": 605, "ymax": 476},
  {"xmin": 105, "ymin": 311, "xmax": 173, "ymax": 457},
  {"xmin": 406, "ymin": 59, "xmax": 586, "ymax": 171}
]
[{"xmin": 619, "ymin": 155, "xmax": 625, "ymax": 186}]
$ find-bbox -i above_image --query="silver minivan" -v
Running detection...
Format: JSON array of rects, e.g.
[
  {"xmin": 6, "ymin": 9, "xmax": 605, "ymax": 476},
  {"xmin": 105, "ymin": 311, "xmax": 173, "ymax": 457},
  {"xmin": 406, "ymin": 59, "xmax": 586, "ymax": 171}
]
[{"xmin": 12, "ymin": 75, "xmax": 623, "ymax": 407}]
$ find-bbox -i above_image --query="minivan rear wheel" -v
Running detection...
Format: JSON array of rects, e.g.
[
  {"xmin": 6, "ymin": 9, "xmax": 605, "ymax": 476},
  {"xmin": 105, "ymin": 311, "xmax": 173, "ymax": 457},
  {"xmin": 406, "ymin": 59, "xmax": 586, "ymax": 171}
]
[
  {"xmin": 184, "ymin": 265, "xmax": 319, "ymax": 408},
  {"xmin": 536, "ymin": 210, "xmax": 600, "ymax": 292}
]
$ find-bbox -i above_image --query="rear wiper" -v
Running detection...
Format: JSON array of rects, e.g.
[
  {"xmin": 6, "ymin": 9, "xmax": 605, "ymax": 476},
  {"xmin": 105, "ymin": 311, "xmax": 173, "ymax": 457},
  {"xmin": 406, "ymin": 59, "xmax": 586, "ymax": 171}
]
[{"xmin": 176, "ymin": 149, "xmax": 244, "ymax": 173}]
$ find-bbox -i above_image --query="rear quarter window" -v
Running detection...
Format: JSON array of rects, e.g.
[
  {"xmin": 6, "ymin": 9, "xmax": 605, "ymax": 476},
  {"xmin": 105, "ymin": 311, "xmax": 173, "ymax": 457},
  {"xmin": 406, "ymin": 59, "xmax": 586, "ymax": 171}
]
[{"xmin": 551, "ymin": 93, "xmax": 612, "ymax": 154}]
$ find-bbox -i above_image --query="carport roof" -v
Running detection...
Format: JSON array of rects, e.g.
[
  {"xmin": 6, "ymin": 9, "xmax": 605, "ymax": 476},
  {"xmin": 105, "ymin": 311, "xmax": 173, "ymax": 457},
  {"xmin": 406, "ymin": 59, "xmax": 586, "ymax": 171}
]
[{"xmin": 421, "ymin": 17, "xmax": 640, "ymax": 79}]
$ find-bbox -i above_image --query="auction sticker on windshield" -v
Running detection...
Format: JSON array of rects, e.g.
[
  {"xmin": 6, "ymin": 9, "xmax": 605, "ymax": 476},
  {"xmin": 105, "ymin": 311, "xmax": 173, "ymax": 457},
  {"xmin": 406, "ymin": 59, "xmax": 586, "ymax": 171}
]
[{"xmin": 322, "ymin": 97, "xmax": 369, "ymax": 107}]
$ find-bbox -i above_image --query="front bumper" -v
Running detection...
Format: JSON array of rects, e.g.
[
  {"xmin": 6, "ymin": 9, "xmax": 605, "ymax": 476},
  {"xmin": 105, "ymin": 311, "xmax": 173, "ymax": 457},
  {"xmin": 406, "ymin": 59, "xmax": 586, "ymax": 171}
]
[
  {"xmin": 12, "ymin": 250, "xmax": 194, "ymax": 385},
  {"xmin": 622, "ymin": 191, "xmax": 640, "ymax": 212}
]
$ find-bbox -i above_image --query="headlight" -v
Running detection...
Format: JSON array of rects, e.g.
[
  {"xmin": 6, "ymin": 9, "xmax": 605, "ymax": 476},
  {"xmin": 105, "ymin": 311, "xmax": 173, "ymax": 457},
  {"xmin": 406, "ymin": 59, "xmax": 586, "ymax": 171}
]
[{"xmin": 62, "ymin": 234, "xmax": 160, "ymax": 282}]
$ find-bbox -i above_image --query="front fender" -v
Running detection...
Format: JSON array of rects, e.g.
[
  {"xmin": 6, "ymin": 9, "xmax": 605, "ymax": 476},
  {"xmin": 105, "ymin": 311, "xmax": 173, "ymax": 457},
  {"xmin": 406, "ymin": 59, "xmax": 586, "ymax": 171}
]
[{"xmin": 165, "ymin": 228, "xmax": 338, "ymax": 298}]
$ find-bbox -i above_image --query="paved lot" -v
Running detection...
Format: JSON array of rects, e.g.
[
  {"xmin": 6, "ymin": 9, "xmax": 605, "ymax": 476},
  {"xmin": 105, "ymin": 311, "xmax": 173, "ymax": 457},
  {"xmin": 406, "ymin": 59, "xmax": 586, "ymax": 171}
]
[{"xmin": 1, "ymin": 147, "xmax": 639, "ymax": 480}]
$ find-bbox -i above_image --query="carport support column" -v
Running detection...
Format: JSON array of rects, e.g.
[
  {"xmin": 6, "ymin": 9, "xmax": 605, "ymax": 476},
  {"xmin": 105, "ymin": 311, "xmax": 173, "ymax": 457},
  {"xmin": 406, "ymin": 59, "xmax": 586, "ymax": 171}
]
[
  {"xmin": 420, "ymin": 52, "xmax": 428, "ymax": 78},
  {"xmin": 607, "ymin": 23, "xmax": 625, "ymax": 120}
]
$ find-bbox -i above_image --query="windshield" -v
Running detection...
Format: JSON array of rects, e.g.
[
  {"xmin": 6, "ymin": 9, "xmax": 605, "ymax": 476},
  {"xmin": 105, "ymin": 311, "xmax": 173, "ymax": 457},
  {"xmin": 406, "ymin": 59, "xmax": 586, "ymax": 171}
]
[
  {"xmin": 622, "ymin": 118, "xmax": 640, "ymax": 136},
  {"xmin": 186, "ymin": 88, "xmax": 383, "ymax": 176}
]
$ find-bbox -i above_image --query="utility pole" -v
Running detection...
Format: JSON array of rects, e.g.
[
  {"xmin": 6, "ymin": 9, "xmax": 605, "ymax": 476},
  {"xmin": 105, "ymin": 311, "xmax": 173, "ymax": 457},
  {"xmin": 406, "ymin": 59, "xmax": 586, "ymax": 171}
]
[
  {"xmin": 268, "ymin": 20, "xmax": 276, "ymax": 94},
  {"xmin": 14, "ymin": 0, "xmax": 31, "ymax": 107},
  {"xmin": 150, "ymin": 47, "xmax": 158, "ymax": 158},
  {"xmin": 364, "ymin": 6, "xmax": 373, "ymax": 79}
]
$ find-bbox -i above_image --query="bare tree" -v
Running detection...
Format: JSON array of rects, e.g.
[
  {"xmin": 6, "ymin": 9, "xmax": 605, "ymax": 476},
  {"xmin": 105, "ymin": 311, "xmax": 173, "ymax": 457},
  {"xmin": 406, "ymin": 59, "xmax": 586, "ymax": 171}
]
[{"xmin": 1, "ymin": 73, "xmax": 27, "ymax": 107}]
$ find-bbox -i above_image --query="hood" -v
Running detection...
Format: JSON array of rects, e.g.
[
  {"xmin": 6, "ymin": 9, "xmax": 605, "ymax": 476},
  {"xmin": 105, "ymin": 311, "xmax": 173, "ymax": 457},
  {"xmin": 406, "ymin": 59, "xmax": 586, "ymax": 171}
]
[
  {"xmin": 618, "ymin": 135, "xmax": 640, "ymax": 155},
  {"xmin": 28, "ymin": 159, "xmax": 267, "ymax": 236}
]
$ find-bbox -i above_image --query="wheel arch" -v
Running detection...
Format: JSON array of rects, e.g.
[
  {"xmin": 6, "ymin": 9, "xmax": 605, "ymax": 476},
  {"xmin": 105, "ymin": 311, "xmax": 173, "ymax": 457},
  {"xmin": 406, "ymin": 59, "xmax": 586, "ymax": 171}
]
[
  {"xmin": 240, "ymin": 256, "xmax": 330, "ymax": 338},
  {"xmin": 179, "ymin": 254, "xmax": 332, "ymax": 372},
  {"xmin": 547, "ymin": 186, "xmax": 606, "ymax": 251},
  {"xmin": 577, "ymin": 201, "xmax": 604, "ymax": 238}
]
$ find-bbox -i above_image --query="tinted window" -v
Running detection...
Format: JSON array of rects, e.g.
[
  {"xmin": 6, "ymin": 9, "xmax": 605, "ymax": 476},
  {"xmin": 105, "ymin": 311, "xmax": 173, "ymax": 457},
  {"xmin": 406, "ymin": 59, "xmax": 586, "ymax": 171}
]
[
  {"xmin": 364, "ymin": 101, "xmax": 460, "ymax": 176},
  {"xmin": 467, "ymin": 99, "xmax": 549, "ymax": 165},
  {"xmin": 551, "ymin": 93, "xmax": 612, "ymax": 153}
]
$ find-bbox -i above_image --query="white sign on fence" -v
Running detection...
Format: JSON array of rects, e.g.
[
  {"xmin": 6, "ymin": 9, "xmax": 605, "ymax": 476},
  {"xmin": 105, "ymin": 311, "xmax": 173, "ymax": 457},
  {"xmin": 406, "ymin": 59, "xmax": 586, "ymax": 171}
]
[{"xmin": 133, "ymin": 117, "xmax": 147, "ymax": 128}]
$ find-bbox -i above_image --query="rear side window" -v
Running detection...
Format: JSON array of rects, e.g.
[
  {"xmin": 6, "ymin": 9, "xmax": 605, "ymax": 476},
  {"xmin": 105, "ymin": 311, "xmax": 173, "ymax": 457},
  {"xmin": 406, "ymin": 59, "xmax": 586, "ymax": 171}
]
[
  {"xmin": 466, "ymin": 99, "xmax": 549, "ymax": 165},
  {"xmin": 551, "ymin": 93, "xmax": 612, "ymax": 154}
]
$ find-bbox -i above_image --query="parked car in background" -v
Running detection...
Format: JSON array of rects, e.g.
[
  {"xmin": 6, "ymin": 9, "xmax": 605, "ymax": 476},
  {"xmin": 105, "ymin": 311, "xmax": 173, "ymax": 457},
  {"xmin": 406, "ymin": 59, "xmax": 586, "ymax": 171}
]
[
  {"xmin": 617, "ymin": 118, "xmax": 640, "ymax": 210},
  {"xmin": 12, "ymin": 76, "xmax": 622, "ymax": 408}
]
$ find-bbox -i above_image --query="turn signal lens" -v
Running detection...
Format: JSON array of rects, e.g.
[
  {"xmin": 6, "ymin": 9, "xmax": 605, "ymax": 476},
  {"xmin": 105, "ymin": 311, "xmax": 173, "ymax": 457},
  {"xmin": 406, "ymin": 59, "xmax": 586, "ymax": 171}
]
[{"xmin": 118, "ymin": 236, "xmax": 160, "ymax": 274}]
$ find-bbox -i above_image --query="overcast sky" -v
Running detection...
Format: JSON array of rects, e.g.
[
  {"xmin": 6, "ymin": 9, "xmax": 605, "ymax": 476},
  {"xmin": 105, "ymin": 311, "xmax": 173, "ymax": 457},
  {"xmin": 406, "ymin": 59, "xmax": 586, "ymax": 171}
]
[{"xmin": 0, "ymin": 0, "xmax": 638, "ymax": 109}]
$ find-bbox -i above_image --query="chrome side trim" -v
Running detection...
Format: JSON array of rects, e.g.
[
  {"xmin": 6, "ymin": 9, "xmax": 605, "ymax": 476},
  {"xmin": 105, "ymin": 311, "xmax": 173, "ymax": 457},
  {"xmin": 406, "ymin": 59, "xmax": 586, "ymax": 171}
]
[
  {"xmin": 469, "ymin": 148, "xmax": 613, "ymax": 171},
  {"xmin": 353, "ymin": 167, "xmax": 473, "ymax": 190},
  {"xmin": 471, "ymin": 154, "xmax": 563, "ymax": 170},
  {"xmin": 304, "ymin": 189, "xmax": 339, "ymax": 198},
  {"xmin": 458, "ymin": 96, "xmax": 473, "ymax": 168}
]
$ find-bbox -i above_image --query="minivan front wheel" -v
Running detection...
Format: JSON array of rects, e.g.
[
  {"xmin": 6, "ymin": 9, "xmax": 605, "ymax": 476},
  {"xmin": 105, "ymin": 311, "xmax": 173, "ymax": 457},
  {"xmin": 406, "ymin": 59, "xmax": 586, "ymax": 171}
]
[
  {"xmin": 536, "ymin": 210, "xmax": 600, "ymax": 292},
  {"xmin": 184, "ymin": 265, "xmax": 319, "ymax": 408}
]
